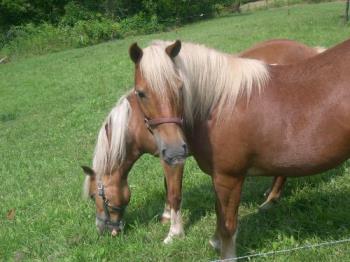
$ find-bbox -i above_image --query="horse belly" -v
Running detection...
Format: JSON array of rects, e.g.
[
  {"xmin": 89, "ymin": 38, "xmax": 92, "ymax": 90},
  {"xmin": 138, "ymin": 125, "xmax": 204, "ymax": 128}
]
[{"xmin": 258, "ymin": 119, "xmax": 350, "ymax": 176}]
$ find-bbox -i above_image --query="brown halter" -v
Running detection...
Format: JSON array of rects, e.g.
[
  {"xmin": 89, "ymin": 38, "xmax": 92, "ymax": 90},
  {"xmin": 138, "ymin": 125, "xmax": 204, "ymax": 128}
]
[
  {"xmin": 144, "ymin": 117, "xmax": 183, "ymax": 132},
  {"xmin": 133, "ymin": 92, "xmax": 183, "ymax": 131}
]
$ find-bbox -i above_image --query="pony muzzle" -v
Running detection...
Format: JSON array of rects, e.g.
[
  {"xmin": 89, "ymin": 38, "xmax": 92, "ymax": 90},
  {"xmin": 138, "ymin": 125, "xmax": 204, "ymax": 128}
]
[
  {"xmin": 96, "ymin": 215, "xmax": 124, "ymax": 235},
  {"xmin": 152, "ymin": 122, "xmax": 188, "ymax": 165},
  {"xmin": 161, "ymin": 143, "xmax": 188, "ymax": 166}
]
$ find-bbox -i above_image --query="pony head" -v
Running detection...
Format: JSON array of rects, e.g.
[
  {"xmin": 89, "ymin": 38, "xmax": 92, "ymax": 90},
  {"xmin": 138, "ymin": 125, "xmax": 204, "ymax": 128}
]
[{"xmin": 129, "ymin": 40, "xmax": 187, "ymax": 166}]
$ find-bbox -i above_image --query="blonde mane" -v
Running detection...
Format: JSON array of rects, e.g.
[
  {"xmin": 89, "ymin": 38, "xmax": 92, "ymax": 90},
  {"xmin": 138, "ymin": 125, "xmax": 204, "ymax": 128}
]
[
  {"xmin": 92, "ymin": 95, "xmax": 131, "ymax": 178},
  {"xmin": 139, "ymin": 40, "xmax": 269, "ymax": 125}
]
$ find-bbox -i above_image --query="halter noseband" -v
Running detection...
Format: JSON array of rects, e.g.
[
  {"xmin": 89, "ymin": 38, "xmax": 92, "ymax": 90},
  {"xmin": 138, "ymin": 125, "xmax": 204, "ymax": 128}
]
[
  {"xmin": 144, "ymin": 117, "xmax": 183, "ymax": 132},
  {"xmin": 97, "ymin": 182, "xmax": 126, "ymax": 229},
  {"xmin": 133, "ymin": 91, "xmax": 183, "ymax": 131}
]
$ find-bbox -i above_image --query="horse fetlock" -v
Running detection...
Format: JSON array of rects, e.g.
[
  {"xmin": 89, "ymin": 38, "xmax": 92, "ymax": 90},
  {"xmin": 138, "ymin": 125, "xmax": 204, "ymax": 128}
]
[
  {"xmin": 259, "ymin": 192, "xmax": 281, "ymax": 211},
  {"xmin": 160, "ymin": 207, "xmax": 171, "ymax": 224},
  {"xmin": 220, "ymin": 231, "xmax": 237, "ymax": 259}
]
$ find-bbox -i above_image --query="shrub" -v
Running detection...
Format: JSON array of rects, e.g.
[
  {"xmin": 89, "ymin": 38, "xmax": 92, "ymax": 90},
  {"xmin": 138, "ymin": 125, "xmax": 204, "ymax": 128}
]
[
  {"xmin": 71, "ymin": 18, "xmax": 122, "ymax": 47},
  {"xmin": 151, "ymin": 0, "xmax": 215, "ymax": 23},
  {"xmin": 119, "ymin": 12, "xmax": 162, "ymax": 36},
  {"xmin": 60, "ymin": 2, "xmax": 101, "ymax": 26},
  {"xmin": 0, "ymin": 19, "xmax": 122, "ymax": 59},
  {"xmin": 1, "ymin": 23, "xmax": 69, "ymax": 58}
]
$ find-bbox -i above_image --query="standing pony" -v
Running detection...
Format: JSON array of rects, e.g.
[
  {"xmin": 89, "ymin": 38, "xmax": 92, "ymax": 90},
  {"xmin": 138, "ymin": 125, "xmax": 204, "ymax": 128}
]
[
  {"xmin": 128, "ymin": 39, "xmax": 350, "ymax": 259},
  {"xmin": 82, "ymin": 39, "xmax": 323, "ymax": 243}
]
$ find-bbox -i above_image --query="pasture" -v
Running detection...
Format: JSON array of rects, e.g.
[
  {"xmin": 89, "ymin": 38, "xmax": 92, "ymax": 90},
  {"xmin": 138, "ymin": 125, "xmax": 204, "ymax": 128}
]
[{"xmin": 1, "ymin": 2, "xmax": 350, "ymax": 261}]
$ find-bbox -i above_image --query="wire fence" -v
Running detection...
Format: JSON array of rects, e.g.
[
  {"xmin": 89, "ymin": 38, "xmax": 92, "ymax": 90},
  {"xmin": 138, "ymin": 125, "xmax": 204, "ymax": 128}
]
[{"xmin": 211, "ymin": 237, "xmax": 350, "ymax": 261}]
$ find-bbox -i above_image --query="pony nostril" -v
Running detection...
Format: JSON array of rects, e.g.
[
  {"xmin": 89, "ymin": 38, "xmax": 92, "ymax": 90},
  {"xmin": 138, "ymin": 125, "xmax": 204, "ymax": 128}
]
[
  {"xmin": 162, "ymin": 149, "xmax": 167, "ymax": 158},
  {"xmin": 182, "ymin": 144, "xmax": 188, "ymax": 154}
]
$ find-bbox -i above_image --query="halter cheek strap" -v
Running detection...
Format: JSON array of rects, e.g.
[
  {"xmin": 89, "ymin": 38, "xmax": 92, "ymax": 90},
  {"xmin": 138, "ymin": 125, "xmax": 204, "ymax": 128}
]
[{"xmin": 97, "ymin": 182, "xmax": 126, "ymax": 228}]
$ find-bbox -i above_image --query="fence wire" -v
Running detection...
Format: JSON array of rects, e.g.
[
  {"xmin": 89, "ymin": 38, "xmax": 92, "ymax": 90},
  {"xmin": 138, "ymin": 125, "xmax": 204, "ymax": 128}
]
[{"xmin": 211, "ymin": 238, "xmax": 350, "ymax": 261}]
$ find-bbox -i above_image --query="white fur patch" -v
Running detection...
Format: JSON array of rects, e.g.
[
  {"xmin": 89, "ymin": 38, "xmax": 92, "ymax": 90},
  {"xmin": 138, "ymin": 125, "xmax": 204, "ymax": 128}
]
[
  {"xmin": 161, "ymin": 206, "xmax": 171, "ymax": 220},
  {"xmin": 163, "ymin": 209, "xmax": 184, "ymax": 244}
]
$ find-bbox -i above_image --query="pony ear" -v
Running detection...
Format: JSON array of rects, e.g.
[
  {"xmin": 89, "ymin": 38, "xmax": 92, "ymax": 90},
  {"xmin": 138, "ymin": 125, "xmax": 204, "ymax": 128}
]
[
  {"xmin": 165, "ymin": 40, "xmax": 181, "ymax": 59},
  {"xmin": 129, "ymin": 42, "xmax": 143, "ymax": 64},
  {"xmin": 81, "ymin": 165, "xmax": 95, "ymax": 177}
]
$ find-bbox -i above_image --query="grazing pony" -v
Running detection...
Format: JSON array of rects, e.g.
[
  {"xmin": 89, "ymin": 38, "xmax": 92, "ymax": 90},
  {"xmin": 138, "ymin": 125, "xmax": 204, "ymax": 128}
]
[
  {"xmin": 82, "ymin": 39, "xmax": 323, "ymax": 243},
  {"xmin": 128, "ymin": 38, "xmax": 350, "ymax": 259},
  {"xmin": 82, "ymin": 94, "xmax": 185, "ymax": 242}
]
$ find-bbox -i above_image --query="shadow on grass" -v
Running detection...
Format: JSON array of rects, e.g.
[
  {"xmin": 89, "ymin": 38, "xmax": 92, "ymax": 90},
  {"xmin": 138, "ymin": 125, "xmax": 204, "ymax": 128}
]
[
  {"xmin": 122, "ymin": 178, "xmax": 215, "ymax": 232},
  {"xmin": 237, "ymin": 183, "xmax": 350, "ymax": 255},
  {"xmin": 122, "ymin": 163, "xmax": 348, "ymax": 244},
  {"xmin": 241, "ymin": 164, "xmax": 345, "ymax": 208}
]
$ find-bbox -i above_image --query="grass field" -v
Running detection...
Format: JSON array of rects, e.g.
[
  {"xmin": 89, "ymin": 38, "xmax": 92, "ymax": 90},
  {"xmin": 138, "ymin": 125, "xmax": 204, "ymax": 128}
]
[{"xmin": 1, "ymin": 2, "xmax": 350, "ymax": 261}]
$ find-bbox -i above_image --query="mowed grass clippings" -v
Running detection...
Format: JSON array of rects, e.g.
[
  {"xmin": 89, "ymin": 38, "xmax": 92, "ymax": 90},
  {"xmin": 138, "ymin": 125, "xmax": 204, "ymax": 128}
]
[{"xmin": 1, "ymin": 2, "xmax": 350, "ymax": 261}]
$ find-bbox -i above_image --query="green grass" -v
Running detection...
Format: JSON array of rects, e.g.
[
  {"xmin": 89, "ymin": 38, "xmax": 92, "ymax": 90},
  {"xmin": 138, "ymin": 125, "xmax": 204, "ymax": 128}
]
[{"xmin": 1, "ymin": 2, "xmax": 350, "ymax": 261}]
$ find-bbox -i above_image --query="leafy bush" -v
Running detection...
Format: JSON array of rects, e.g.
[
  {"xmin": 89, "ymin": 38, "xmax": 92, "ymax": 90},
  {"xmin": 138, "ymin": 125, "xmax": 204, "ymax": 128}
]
[
  {"xmin": 60, "ymin": 2, "xmax": 101, "ymax": 26},
  {"xmin": 148, "ymin": 0, "xmax": 215, "ymax": 23},
  {"xmin": 71, "ymin": 18, "xmax": 122, "ymax": 46},
  {"xmin": 0, "ymin": 0, "xmax": 69, "ymax": 28},
  {"xmin": 0, "ymin": 19, "xmax": 122, "ymax": 59},
  {"xmin": 119, "ymin": 12, "xmax": 162, "ymax": 36},
  {"xmin": 1, "ymin": 0, "xmax": 337, "ymax": 60},
  {"xmin": 0, "ymin": 23, "xmax": 67, "ymax": 59}
]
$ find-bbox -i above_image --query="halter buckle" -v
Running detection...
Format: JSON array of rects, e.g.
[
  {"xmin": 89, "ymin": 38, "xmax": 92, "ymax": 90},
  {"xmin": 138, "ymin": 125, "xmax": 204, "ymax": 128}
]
[
  {"xmin": 144, "ymin": 118, "xmax": 152, "ymax": 132},
  {"xmin": 98, "ymin": 182, "xmax": 104, "ymax": 198}
]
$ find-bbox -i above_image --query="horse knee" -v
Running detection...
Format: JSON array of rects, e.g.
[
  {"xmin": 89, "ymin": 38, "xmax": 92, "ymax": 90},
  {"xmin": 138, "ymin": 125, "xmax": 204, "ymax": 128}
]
[{"xmin": 220, "ymin": 220, "xmax": 238, "ymax": 238}]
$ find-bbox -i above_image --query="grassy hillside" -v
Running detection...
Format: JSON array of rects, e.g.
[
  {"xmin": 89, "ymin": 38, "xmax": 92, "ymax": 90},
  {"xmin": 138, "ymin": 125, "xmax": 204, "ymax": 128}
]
[{"xmin": 1, "ymin": 2, "xmax": 350, "ymax": 261}]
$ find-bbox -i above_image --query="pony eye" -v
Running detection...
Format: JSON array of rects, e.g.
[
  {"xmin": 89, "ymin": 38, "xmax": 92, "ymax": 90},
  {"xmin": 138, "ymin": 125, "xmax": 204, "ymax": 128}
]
[{"xmin": 135, "ymin": 90, "xmax": 146, "ymax": 99}]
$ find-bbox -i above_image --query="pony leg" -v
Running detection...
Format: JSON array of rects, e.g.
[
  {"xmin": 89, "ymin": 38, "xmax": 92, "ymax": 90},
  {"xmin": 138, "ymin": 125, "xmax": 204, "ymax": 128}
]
[
  {"xmin": 213, "ymin": 174, "xmax": 245, "ymax": 259},
  {"xmin": 209, "ymin": 199, "xmax": 221, "ymax": 251},
  {"xmin": 160, "ymin": 177, "xmax": 171, "ymax": 224},
  {"xmin": 260, "ymin": 176, "xmax": 286, "ymax": 210},
  {"xmin": 162, "ymin": 161, "xmax": 185, "ymax": 244}
]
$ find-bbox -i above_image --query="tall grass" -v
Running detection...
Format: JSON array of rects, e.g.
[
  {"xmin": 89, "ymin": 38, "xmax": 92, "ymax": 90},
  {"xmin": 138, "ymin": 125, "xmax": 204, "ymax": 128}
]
[{"xmin": 1, "ymin": 2, "xmax": 350, "ymax": 261}]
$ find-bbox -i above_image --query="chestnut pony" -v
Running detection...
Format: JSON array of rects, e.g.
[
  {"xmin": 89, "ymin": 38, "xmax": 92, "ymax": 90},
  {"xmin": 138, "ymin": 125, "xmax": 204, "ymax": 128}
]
[
  {"xmin": 82, "ymin": 39, "xmax": 323, "ymax": 243},
  {"xmin": 128, "ymin": 39, "xmax": 350, "ymax": 259}
]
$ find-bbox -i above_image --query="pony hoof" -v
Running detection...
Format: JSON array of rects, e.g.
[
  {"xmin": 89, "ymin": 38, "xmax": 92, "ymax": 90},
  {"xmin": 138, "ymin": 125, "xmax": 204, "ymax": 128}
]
[
  {"xmin": 209, "ymin": 238, "xmax": 221, "ymax": 251},
  {"xmin": 259, "ymin": 200, "xmax": 275, "ymax": 211},
  {"xmin": 163, "ymin": 231, "xmax": 184, "ymax": 244},
  {"xmin": 163, "ymin": 235, "xmax": 174, "ymax": 244}
]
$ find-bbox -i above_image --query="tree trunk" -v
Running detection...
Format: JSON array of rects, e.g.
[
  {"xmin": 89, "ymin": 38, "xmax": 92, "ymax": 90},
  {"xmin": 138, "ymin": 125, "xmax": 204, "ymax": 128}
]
[
  {"xmin": 346, "ymin": 0, "xmax": 350, "ymax": 23},
  {"xmin": 231, "ymin": 0, "xmax": 241, "ymax": 13}
]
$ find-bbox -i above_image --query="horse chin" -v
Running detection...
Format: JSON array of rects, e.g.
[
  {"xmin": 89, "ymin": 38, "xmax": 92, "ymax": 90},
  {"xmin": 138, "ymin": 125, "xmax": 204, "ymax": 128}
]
[
  {"xmin": 164, "ymin": 156, "xmax": 186, "ymax": 166},
  {"xmin": 96, "ymin": 218, "xmax": 125, "ymax": 235}
]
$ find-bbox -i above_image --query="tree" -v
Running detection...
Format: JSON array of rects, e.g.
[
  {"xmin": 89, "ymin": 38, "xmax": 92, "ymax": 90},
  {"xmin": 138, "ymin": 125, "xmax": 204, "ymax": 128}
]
[
  {"xmin": 231, "ymin": 0, "xmax": 241, "ymax": 13},
  {"xmin": 346, "ymin": 0, "xmax": 350, "ymax": 23}
]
